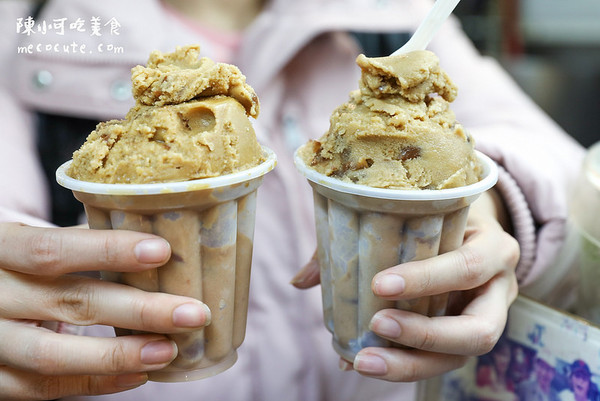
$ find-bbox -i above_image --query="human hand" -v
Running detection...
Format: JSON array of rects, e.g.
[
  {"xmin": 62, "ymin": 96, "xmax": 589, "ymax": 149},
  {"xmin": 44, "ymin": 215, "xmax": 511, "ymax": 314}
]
[
  {"xmin": 293, "ymin": 189, "xmax": 519, "ymax": 381},
  {"xmin": 0, "ymin": 223, "xmax": 210, "ymax": 400}
]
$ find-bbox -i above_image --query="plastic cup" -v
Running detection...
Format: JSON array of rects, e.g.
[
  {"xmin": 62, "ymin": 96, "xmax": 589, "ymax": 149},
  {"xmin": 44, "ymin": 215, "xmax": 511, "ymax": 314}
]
[
  {"xmin": 571, "ymin": 142, "xmax": 600, "ymax": 323},
  {"xmin": 56, "ymin": 147, "xmax": 276, "ymax": 382},
  {"xmin": 294, "ymin": 150, "xmax": 498, "ymax": 362}
]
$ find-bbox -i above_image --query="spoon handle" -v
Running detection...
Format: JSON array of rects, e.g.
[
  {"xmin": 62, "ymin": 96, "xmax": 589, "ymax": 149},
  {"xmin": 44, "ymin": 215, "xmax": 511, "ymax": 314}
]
[{"xmin": 391, "ymin": 0, "xmax": 462, "ymax": 56}]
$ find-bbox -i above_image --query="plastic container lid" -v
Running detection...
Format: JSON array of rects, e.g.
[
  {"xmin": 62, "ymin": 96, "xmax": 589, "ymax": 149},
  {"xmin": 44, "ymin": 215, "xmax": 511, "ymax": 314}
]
[
  {"xmin": 56, "ymin": 146, "xmax": 277, "ymax": 195},
  {"xmin": 294, "ymin": 149, "xmax": 498, "ymax": 201}
]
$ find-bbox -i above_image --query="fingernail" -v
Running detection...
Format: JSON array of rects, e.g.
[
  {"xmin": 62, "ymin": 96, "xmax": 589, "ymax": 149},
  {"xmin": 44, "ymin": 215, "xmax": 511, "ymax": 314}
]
[
  {"xmin": 115, "ymin": 372, "xmax": 148, "ymax": 388},
  {"xmin": 373, "ymin": 274, "xmax": 405, "ymax": 296},
  {"xmin": 173, "ymin": 303, "xmax": 211, "ymax": 327},
  {"xmin": 354, "ymin": 353, "xmax": 388, "ymax": 376},
  {"xmin": 339, "ymin": 358, "xmax": 353, "ymax": 371},
  {"xmin": 134, "ymin": 239, "xmax": 170, "ymax": 264},
  {"xmin": 289, "ymin": 272, "xmax": 305, "ymax": 286},
  {"xmin": 370, "ymin": 313, "xmax": 401, "ymax": 338},
  {"xmin": 140, "ymin": 340, "xmax": 177, "ymax": 365},
  {"xmin": 290, "ymin": 259, "xmax": 317, "ymax": 286}
]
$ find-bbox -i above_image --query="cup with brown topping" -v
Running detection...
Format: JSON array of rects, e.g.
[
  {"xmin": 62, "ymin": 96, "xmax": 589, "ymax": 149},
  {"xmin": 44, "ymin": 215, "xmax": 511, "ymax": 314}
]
[
  {"xmin": 294, "ymin": 149, "xmax": 497, "ymax": 361},
  {"xmin": 56, "ymin": 44, "xmax": 276, "ymax": 381},
  {"xmin": 57, "ymin": 147, "xmax": 276, "ymax": 381}
]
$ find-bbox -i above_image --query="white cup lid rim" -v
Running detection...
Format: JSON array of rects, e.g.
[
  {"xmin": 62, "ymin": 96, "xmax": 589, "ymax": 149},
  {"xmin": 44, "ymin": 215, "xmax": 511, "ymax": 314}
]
[
  {"xmin": 56, "ymin": 146, "xmax": 277, "ymax": 195},
  {"xmin": 294, "ymin": 149, "xmax": 498, "ymax": 201}
]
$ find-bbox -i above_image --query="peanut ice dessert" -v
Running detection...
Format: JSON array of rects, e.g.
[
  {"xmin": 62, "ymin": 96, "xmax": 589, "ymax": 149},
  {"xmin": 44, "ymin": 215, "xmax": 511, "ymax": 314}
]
[
  {"xmin": 294, "ymin": 50, "xmax": 496, "ymax": 362},
  {"xmin": 298, "ymin": 50, "xmax": 481, "ymax": 189},
  {"xmin": 58, "ymin": 45, "xmax": 276, "ymax": 381},
  {"xmin": 68, "ymin": 44, "xmax": 263, "ymax": 184}
]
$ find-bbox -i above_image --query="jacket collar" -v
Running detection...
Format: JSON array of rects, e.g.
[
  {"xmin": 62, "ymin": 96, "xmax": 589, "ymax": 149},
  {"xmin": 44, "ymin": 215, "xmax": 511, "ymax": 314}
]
[
  {"xmin": 239, "ymin": 0, "xmax": 426, "ymax": 92},
  {"xmin": 26, "ymin": 0, "xmax": 427, "ymax": 85}
]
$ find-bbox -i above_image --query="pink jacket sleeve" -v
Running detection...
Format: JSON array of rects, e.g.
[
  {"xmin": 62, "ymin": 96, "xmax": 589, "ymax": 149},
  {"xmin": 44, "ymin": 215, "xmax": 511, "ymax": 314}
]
[
  {"xmin": 430, "ymin": 17, "xmax": 586, "ymax": 286},
  {"xmin": 0, "ymin": 1, "xmax": 52, "ymax": 226},
  {"xmin": 0, "ymin": 89, "xmax": 53, "ymax": 225}
]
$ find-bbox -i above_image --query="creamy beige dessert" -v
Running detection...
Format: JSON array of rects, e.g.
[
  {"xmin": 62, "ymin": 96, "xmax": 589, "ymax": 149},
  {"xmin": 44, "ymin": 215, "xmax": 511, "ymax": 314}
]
[
  {"xmin": 63, "ymin": 45, "xmax": 272, "ymax": 381},
  {"xmin": 298, "ymin": 50, "xmax": 481, "ymax": 190},
  {"xmin": 295, "ymin": 50, "xmax": 490, "ymax": 362},
  {"xmin": 68, "ymin": 44, "xmax": 263, "ymax": 184}
]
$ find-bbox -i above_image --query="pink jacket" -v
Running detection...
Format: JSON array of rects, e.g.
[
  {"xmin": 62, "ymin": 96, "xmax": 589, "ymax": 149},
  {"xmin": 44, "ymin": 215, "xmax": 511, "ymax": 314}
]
[{"xmin": 0, "ymin": 0, "xmax": 585, "ymax": 400}]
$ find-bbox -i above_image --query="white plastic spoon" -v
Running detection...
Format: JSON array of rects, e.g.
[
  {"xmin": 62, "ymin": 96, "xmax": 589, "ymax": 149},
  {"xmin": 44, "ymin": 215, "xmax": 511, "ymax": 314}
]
[{"xmin": 391, "ymin": 0, "xmax": 462, "ymax": 56}]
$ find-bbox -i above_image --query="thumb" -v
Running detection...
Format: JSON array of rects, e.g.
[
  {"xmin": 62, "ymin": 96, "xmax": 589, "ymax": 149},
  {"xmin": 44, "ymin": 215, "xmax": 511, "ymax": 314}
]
[{"xmin": 290, "ymin": 251, "xmax": 320, "ymax": 289}]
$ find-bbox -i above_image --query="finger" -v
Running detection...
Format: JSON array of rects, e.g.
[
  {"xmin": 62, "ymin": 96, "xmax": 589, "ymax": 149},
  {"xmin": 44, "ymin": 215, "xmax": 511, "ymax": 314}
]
[
  {"xmin": 1, "ymin": 366, "xmax": 148, "ymax": 400},
  {"xmin": 371, "ymin": 228, "xmax": 519, "ymax": 300},
  {"xmin": 339, "ymin": 358, "xmax": 353, "ymax": 371},
  {"xmin": 291, "ymin": 252, "xmax": 320, "ymax": 289},
  {"xmin": 0, "ymin": 322, "xmax": 177, "ymax": 375},
  {"xmin": 353, "ymin": 347, "xmax": 468, "ymax": 382},
  {"xmin": 1, "ymin": 274, "xmax": 211, "ymax": 332},
  {"xmin": 0, "ymin": 223, "xmax": 171, "ymax": 275},
  {"xmin": 369, "ymin": 274, "xmax": 516, "ymax": 356}
]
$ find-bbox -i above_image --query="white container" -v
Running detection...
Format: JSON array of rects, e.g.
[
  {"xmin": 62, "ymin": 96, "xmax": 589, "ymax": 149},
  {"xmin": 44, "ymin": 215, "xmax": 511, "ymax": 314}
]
[
  {"xmin": 56, "ymin": 147, "xmax": 276, "ymax": 382},
  {"xmin": 295, "ymin": 150, "xmax": 498, "ymax": 361}
]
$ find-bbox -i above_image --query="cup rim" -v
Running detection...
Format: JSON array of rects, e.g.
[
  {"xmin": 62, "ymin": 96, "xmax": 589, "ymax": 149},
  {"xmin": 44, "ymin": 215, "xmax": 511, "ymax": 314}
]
[
  {"xmin": 56, "ymin": 146, "xmax": 277, "ymax": 195},
  {"xmin": 294, "ymin": 149, "xmax": 498, "ymax": 201}
]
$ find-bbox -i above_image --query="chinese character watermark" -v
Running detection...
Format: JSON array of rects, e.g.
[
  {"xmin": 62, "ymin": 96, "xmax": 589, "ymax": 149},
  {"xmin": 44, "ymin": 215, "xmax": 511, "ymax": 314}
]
[
  {"xmin": 104, "ymin": 17, "xmax": 121, "ymax": 36},
  {"xmin": 16, "ymin": 16, "xmax": 121, "ymax": 36},
  {"xmin": 15, "ymin": 15, "xmax": 124, "ymax": 55},
  {"xmin": 90, "ymin": 16, "xmax": 102, "ymax": 37},
  {"xmin": 15, "ymin": 16, "xmax": 35, "ymax": 35}
]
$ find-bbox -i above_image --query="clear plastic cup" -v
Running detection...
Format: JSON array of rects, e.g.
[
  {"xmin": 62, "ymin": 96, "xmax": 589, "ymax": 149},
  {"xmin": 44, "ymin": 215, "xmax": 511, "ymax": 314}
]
[
  {"xmin": 572, "ymin": 142, "xmax": 600, "ymax": 323},
  {"xmin": 56, "ymin": 147, "xmax": 276, "ymax": 382},
  {"xmin": 294, "ymin": 150, "xmax": 498, "ymax": 362}
]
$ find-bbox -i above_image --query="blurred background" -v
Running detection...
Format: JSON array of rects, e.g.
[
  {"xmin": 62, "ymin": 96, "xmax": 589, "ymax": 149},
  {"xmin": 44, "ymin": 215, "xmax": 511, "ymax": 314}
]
[{"xmin": 454, "ymin": 0, "xmax": 600, "ymax": 148}]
